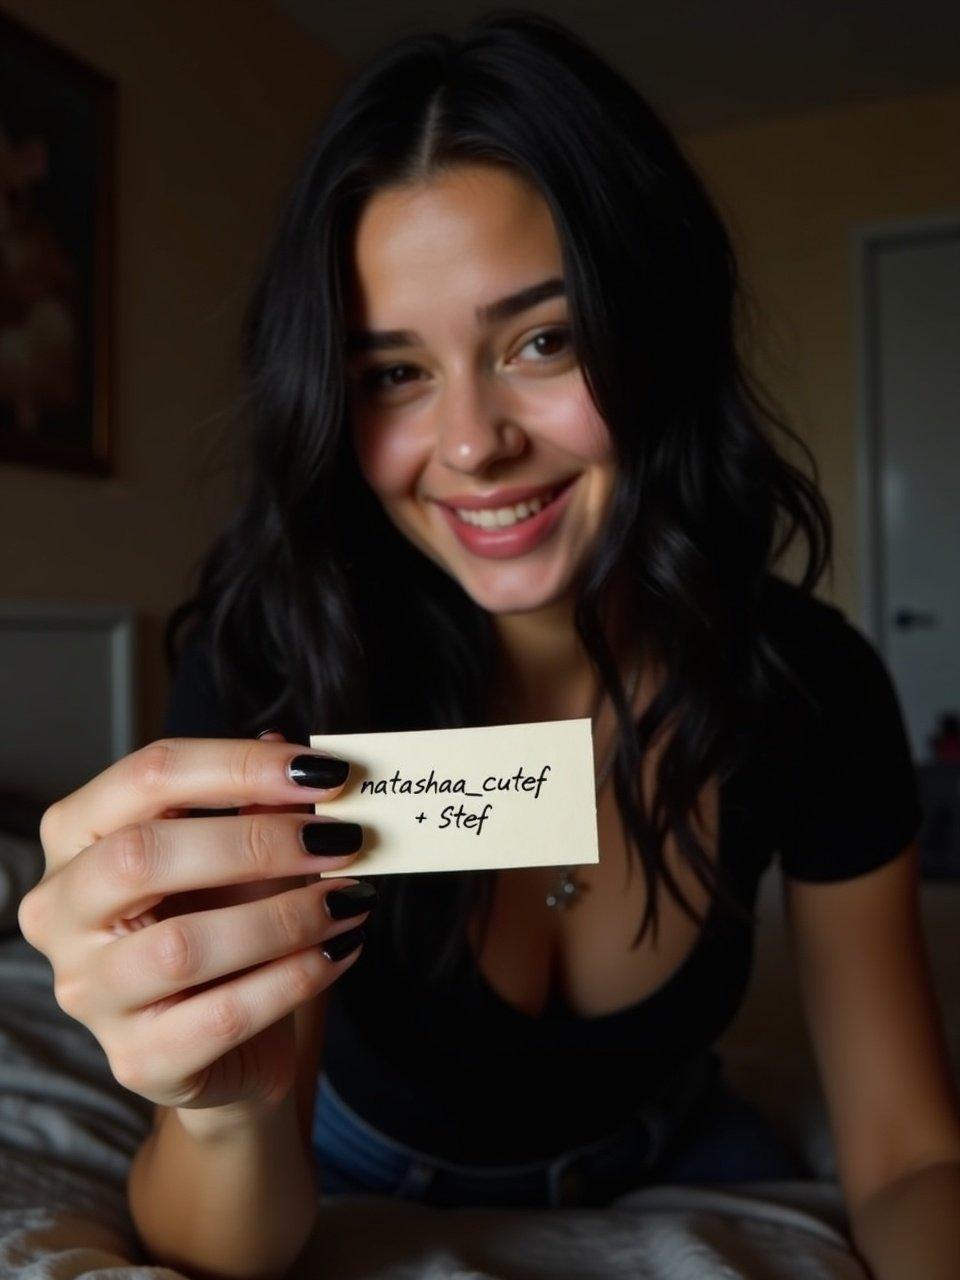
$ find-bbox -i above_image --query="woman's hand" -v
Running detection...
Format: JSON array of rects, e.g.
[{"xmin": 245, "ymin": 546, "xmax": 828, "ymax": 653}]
[{"xmin": 17, "ymin": 730, "xmax": 369, "ymax": 1129}]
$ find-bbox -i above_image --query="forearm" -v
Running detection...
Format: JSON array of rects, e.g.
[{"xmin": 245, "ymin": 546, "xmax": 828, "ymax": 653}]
[
  {"xmin": 128, "ymin": 1094, "xmax": 319, "ymax": 1280},
  {"xmin": 849, "ymin": 1159, "xmax": 960, "ymax": 1280}
]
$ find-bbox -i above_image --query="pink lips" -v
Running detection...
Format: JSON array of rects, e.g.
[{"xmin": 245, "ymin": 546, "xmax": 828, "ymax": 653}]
[
  {"xmin": 436, "ymin": 476, "xmax": 578, "ymax": 560},
  {"xmin": 437, "ymin": 476, "xmax": 574, "ymax": 511}
]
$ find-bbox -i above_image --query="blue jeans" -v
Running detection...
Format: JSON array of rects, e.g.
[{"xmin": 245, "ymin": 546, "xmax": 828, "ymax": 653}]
[{"xmin": 312, "ymin": 1054, "xmax": 809, "ymax": 1209}]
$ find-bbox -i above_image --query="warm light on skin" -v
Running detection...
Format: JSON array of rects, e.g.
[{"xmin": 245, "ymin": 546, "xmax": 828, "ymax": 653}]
[{"xmin": 343, "ymin": 162, "xmax": 616, "ymax": 618}]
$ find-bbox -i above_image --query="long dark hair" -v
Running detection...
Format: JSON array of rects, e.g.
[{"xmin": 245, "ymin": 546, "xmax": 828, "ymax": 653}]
[{"xmin": 164, "ymin": 9, "xmax": 831, "ymax": 985}]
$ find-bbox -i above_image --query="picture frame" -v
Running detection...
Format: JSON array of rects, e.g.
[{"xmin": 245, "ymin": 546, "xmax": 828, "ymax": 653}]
[{"xmin": 0, "ymin": 9, "xmax": 115, "ymax": 475}]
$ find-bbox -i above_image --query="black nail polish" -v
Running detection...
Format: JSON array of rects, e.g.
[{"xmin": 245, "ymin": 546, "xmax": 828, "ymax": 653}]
[
  {"xmin": 326, "ymin": 881, "xmax": 378, "ymax": 919},
  {"xmin": 287, "ymin": 754, "xmax": 350, "ymax": 789},
  {"xmin": 322, "ymin": 925, "xmax": 366, "ymax": 962},
  {"xmin": 300, "ymin": 821, "xmax": 363, "ymax": 856}
]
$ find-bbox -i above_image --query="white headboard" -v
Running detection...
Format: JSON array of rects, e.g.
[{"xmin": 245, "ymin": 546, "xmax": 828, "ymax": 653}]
[{"xmin": 0, "ymin": 601, "xmax": 137, "ymax": 807}]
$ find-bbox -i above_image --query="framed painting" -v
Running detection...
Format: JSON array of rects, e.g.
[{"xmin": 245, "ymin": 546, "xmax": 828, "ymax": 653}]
[{"xmin": 0, "ymin": 10, "xmax": 115, "ymax": 475}]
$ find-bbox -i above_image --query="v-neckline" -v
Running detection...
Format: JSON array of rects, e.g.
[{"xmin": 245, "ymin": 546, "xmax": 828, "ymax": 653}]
[{"xmin": 465, "ymin": 775, "xmax": 733, "ymax": 1024}]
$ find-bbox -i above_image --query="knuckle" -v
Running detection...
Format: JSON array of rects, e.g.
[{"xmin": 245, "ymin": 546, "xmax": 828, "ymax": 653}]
[
  {"xmin": 229, "ymin": 740, "xmax": 269, "ymax": 795},
  {"xmin": 152, "ymin": 920, "xmax": 196, "ymax": 981},
  {"xmin": 17, "ymin": 887, "xmax": 43, "ymax": 943},
  {"xmin": 109, "ymin": 1049, "xmax": 145, "ymax": 1094},
  {"xmin": 285, "ymin": 951, "xmax": 323, "ymax": 1003},
  {"xmin": 260, "ymin": 1067, "xmax": 295, "ymax": 1112},
  {"xmin": 241, "ymin": 813, "xmax": 281, "ymax": 877},
  {"xmin": 201, "ymin": 993, "xmax": 248, "ymax": 1044},
  {"xmin": 269, "ymin": 890, "xmax": 311, "ymax": 953},
  {"xmin": 129, "ymin": 739, "xmax": 179, "ymax": 795},
  {"xmin": 106, "ymin": 824, "xmax": 157, "ymax": 889},
  {"xmin": 18, "ymin": 876, "xmax": 60, "ymax": 947},
  {"xmin": 52, "ymin": 971, "xmax": 84, "ymax": 1017},
  {"xmin": 38, "ymin": 802, "xmax": 63, "ymax": 852}
]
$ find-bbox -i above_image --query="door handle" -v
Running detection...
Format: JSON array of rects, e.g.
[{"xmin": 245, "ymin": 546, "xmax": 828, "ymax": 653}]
[{"xmin": 893, "ymin": 608, "xmax": 940, "ymax": 630}]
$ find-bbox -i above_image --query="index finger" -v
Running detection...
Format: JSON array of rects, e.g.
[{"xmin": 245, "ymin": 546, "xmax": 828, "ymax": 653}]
[{"xmin": 41, "ymin": 738, "xmax": 350, "ymax": 873}]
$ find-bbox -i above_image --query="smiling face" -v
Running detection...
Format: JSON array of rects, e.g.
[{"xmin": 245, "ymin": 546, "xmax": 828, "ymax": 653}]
[{"xmin": 343, "ymin": 162, "xmax": 616, "ymax": 615}]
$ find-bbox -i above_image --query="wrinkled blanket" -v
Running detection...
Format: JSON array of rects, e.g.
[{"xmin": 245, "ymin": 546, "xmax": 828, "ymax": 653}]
[{"xmin": 0, "ymin": 932, "xmax": 868, "ymax": 1279}]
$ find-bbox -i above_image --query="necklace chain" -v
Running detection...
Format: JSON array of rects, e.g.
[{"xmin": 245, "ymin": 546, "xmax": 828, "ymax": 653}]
[
  {"xmin": 545, "ymin": 664, "xmax": 641, "ymax": 910},
  {"xmin": 486, "ymin": 663, "xmax": 641, "ymax": 910}
]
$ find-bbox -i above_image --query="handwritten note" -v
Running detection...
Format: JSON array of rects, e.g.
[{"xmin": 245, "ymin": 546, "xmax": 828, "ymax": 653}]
[{"xmin": 309, "ymin": 718, "xmax": 599, "ymax": 877}]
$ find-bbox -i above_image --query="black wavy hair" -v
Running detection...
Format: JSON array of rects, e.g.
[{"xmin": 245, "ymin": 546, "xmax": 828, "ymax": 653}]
[{"xmin": 164, "ymin": 8, "xmax": 832, "ymax": 986}]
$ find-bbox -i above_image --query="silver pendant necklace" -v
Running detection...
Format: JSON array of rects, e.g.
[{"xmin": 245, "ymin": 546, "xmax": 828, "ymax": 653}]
[{"xmin": 545, "ymin": 664, "xmax": 642, "ymax": 910}]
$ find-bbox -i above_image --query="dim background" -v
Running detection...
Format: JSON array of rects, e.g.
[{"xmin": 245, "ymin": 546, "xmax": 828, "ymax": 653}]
[
  {"xmin": 0, "ymin": 0, "xmax": 957, "ymax": 809},
  {"xmin": 0, "ymin": 0, "xmax": 957, "ymax": 1208}
]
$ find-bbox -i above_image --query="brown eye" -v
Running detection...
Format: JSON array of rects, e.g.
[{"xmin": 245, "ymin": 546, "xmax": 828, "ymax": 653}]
[
  {"xmin": 360, "ymin": 363, "xmax": 420, "ymax": 394},
  {"xmin": 518, "ymin": 326, "xmax": 572, "ymax": 362}
]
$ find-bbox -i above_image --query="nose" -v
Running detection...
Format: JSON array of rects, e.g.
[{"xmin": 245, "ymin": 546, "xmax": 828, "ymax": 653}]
[{"xmin": 436, "ymin": 373, "xmax": 527, "ymax": 475}]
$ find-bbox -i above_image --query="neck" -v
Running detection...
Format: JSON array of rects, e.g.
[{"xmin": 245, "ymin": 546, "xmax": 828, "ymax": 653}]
[{"xmin": 486, "ymin": 580, "xmax": 639, "ymax": 725}]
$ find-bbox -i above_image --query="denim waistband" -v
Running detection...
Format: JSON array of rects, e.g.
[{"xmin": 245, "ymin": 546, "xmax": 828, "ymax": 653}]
[{"xmin": 314, "ymin": 1049, "xmax": 723, "ymax": 1208}]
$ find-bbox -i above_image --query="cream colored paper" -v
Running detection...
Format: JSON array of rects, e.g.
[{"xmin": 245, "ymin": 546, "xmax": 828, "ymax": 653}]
[{"xmin": 309, "ymin": 718, "xmax": 598, "ymax": 877}]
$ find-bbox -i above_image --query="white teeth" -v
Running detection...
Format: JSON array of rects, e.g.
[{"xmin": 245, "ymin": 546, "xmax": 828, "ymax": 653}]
[{"xmin": 453, "ymin": 488, "xmax": 556, "ymax": 529}]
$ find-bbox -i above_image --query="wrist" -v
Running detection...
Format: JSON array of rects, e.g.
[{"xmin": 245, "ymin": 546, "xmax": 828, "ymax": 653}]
[{"xmin": 174, "ymin": 1090, "xmax": 293, "ymax": 1144}]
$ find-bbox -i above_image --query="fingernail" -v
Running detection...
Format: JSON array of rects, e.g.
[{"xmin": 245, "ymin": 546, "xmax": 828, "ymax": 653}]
[
  {"xmin": 258, "ymin": 727, "xmax": 284, "ymax": 740},
  {"xmin": 300, "ymin": 820, "xmax": 363, "ymax": 856},
  {"xmin": 322, "ymin": 925, "xmax": 366, "ymax": 962},
  {"xmin": 286, "ymin": 753, "xmax": 350, "ymax": 789},
  {"xmin": 326, "ymin": 881, "xmax": 377, "ymax": 919}
]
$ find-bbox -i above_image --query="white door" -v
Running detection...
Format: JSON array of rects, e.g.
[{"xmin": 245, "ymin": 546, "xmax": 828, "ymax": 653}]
[{"xmin": 862, "ymin": 221, "xmax": 960, "ymax": 763}]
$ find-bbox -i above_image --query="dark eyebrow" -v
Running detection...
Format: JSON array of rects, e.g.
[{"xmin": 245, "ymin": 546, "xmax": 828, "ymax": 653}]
[{"xmin": 343, "ymin": 276, "xmax": 566, "ymax": 355}]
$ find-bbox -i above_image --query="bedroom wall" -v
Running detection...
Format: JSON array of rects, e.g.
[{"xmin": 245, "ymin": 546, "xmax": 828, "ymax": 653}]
[
  {"xmin": 1, "ymin": 2, "xmax": 957, "ymax": 749},
  {"xmin": 684, "ymin": 86, "xmax": 960, "ymax": 612},
  {"xmin": 0, "ymin": 0, "xmax": 347, "ymax": 747}
]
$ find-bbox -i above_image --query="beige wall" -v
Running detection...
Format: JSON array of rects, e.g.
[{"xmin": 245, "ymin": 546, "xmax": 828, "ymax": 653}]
[
  {"xmin": 684, "ymin": 87, "xmax": 960, "ymax": 614},
  {"xmin": 0, "ymin": 0, "xmax": 346, "ymax": 743},
  {"xmin": 2, "ymin": 2, "xmax": 958, "ymax": 745}
]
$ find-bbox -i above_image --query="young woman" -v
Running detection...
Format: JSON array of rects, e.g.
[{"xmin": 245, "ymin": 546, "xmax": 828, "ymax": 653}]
[{"xmin": 21, "ymin": 12, "xmax": 960, "ymax": 1279}]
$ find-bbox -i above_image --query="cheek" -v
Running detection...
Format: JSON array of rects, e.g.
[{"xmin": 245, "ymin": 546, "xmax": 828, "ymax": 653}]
[
  {"xmin": 523, "ymin": 375, "xmax": 613, "ymax": 464},
  {"xmin": 351, "ymin": 414, "xmax": 431, "ymax": 501},
  {"xmin": 350, "ymin": 374, "xmax": 613, "ymax": 497}
]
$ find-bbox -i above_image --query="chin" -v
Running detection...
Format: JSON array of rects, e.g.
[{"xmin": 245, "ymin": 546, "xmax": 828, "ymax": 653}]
[
  {"xmin": 442, "ymin": 557, "xmax": 579, "ymax": 615},
  {"xmin": 387, "ymin": 503, "xmax": 584, "ymax": 613}
]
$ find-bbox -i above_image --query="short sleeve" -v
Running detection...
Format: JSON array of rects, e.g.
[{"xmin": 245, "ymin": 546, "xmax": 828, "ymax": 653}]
[
  {"xmin": 161, "ymin": 627, "xmax": 235, "ymax": 739},
  {"xmin": 777, "ymin": 613, "xmax": 924, "ymax": 882}
]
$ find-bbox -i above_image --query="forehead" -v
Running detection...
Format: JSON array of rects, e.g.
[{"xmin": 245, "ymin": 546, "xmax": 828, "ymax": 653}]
[{"xmin": 345, "ymin": 164, "xmax": 562, "ymax": 316}]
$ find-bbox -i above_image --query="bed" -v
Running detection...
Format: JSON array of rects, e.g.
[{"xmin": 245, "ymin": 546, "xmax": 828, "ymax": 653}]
[{"xmin": 1, "ymin": 600, "xmax": 957, "ymax": 1278}]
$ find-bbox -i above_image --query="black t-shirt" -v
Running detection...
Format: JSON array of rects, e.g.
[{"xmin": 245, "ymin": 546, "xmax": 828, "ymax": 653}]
[{"xmin": 161, "ymin": 574, "xmax": 923, "ymax": 1163}]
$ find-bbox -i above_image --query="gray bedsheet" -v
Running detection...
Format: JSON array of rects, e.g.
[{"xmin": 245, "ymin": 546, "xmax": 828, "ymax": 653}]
[{"xmin": 0, "ymin": 930, "xmax": 869, "ymax": 1279}]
